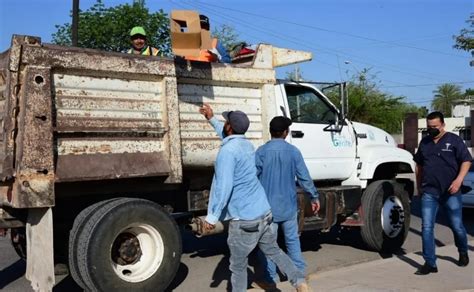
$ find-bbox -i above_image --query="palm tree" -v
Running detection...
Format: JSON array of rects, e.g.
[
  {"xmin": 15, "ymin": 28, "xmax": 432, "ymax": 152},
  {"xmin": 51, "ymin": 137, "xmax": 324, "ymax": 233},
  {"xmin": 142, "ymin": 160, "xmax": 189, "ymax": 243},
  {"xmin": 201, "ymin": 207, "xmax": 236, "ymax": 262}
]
[{"xmin": 431, "ymin": 83, "xmax": 463, "ymax": 117}]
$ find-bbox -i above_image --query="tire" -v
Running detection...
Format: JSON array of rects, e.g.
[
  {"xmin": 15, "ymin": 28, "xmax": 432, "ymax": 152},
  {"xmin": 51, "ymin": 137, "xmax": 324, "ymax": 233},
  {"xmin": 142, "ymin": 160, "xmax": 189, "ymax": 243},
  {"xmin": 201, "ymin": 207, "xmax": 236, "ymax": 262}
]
[
  {"xmin": 68, "ymin": 198, "xmax": 121, "ymax": 289},
  {"xmin": 74, "ymin": 198, "xmax": 182, "ymax": 292},
  {"xmin": 360, "ymin": 180, "xmax": 410, "ymax": 252}
]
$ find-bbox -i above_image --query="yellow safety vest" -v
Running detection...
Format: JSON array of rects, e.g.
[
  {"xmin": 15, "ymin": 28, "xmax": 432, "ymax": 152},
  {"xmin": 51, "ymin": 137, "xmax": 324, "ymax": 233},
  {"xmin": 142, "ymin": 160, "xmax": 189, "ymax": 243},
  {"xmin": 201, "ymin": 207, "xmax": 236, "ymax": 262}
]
[{"xmin": 127, "ymin": 46, "xmax": 160, "ymax": 56}]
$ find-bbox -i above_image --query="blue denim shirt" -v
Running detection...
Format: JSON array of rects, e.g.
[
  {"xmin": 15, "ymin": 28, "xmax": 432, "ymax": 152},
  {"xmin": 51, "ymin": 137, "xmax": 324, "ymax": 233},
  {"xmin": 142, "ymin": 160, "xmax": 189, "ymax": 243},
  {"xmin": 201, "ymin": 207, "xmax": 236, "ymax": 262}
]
[
  {"xmin": 205, "ymin": 118, "xmax": 270, "ymax": 224},
  {"xmin": 256, "ymin": 138, "xmax": 319, "ymax": 222}
]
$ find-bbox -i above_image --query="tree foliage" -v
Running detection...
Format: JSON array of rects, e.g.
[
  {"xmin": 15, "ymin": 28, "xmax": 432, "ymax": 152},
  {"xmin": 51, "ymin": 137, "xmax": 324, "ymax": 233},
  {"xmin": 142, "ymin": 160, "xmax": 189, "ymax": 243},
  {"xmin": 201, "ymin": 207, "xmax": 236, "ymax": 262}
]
[
  {"xmin": 285, "ymin": 65, "xmax": 305, "ymax": 81},
  {"xmin": 325, "ymin": 70, "xmax": 422, "ymax": 134},
  {"xmin": 465, "ymin": 88, "xmax": 474, "ymax": 96},
  {"xmin": 211, "ymin": 24, "xmax": 240, "ymax": 51},
  {"xmin": 52, "ymin": 0, "xmax": 171, "ymax": 54},
  {"xmin": 431, "ymin": 83, "xmax": 463, "ymax": 117},
  {"xmin": 453, "ymin": 12, "xmax": 474, "ymax": 51}
]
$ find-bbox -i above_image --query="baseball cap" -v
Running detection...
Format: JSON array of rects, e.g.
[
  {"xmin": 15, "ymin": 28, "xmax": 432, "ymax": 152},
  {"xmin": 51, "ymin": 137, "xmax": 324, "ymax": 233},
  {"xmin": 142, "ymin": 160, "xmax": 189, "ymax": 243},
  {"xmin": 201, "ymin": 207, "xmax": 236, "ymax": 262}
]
[
  {"xmin": 270, "ymin": 116, "xmax": 292, "ymax": 132},
  {"xmin": 130, "ymin": 26, "xmax": 146, "ymax": 37},
  {"xmin": 222, "ymin": 110, "xmax": 250, "ymax": 134}
]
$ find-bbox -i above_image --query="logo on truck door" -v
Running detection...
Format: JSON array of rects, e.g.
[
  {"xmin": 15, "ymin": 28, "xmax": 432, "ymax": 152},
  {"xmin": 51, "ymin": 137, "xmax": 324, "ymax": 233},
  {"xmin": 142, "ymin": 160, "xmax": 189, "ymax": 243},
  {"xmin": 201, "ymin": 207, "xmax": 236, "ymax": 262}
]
[{"xmin": 332, "ymin": 136, "xmax": 352, "ymax": 147}]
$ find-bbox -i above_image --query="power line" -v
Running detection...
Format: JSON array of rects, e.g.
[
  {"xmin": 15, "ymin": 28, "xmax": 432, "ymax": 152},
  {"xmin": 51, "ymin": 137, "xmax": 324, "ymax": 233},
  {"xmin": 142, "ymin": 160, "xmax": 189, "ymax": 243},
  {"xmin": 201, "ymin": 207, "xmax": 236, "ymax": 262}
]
[
  {"xmin": 382, "ymin": 81, "xmax": 474, "ymax": 88},
  {"xmin": 338, "ymin": 34, "xmax": 453, "ymax": 51},
  {"xmin": 172, "ymin": 1, "xmax": 343, "ymax": 69},
  {"xmin": 181, "ymin": 0, "xmax": 460, "ymax": 83},
  {"xmin": 191, "ymin": 1, "xmax": 469, "ymax": 60},
  {"xmin": 169, "ymin": 1, "xmax": 471, "ymax": 100}
]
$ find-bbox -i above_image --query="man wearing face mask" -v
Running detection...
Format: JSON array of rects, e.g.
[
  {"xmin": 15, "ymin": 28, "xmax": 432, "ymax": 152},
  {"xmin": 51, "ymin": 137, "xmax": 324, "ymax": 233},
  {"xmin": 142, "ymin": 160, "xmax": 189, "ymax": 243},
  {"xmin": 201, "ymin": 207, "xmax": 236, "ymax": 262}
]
[{"xmin": 413, "ymin": 111, "xmax": 471, "ymax": 275}]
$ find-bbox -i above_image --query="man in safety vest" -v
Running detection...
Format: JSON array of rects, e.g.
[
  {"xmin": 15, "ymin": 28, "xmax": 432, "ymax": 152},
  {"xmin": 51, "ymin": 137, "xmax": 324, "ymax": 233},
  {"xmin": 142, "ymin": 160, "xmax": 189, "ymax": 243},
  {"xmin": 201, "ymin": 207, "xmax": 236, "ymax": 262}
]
[
  {"xmin": 127, "ymin": 26, "xmax": 160, "ymax": 56},
  {"xmin": 185, "ymin": 15, "xmax": 231, "ymax": 63}
]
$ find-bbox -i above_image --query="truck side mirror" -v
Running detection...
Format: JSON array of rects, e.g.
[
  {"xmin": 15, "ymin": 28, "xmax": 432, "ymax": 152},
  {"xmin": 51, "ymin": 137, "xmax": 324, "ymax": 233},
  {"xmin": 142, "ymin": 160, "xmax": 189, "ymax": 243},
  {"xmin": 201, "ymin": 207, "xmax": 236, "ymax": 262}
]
[{"xmin": 323, "ymin": 113, "xmax": 343, "ymax": 132}]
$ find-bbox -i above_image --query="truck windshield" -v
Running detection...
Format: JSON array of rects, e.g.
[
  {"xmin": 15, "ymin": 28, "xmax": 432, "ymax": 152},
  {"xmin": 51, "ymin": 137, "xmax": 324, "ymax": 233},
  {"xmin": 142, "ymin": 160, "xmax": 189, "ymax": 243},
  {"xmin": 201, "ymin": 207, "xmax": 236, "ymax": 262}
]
[{"xmin": 285, "ymin": 85, "xmax": 336, "ymax": 124}]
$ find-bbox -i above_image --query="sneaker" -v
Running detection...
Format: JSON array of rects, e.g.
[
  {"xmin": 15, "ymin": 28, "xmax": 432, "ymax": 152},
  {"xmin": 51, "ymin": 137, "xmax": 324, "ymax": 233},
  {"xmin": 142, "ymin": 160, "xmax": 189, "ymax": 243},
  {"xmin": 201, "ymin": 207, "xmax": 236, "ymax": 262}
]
[
  {"xmin": 296, "ymin": 282, "xmax": 311, "ymax": 292},
  {"xmin": 459, "ymin": 252, "xmax": 469, "ymax": 267},
  {"xmin": 414, "ymin": 263, "xmax": 438, "ymax": 275}
]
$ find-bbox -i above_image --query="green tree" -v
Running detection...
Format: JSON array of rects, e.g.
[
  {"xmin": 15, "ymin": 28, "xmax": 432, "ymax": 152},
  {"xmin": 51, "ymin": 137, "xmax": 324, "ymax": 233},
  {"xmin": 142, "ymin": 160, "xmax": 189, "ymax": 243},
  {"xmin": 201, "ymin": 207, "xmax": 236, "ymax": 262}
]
[
  {"xmin": 52, "ymin": 0, "xmax": 171, "ymax": 54},
  {"xmin": 417, "ymin": 106, "xmax": 429, "ymax": 118},
  {"xmin": 431, "ymin": 83, "xmax": 463, "ymax": 117},
  {"xmin": 211, "ymin": 24, "xmax": 240, "ymax": 51},
  {"xmin": 465, "ymin": 88, "xmax": 474, "ymax": 97},
  {"xmin": 285, "ymin": 65, "xmax": 304, "ymax": 81},
  {"xmin": 325, "ymin": 70, "xmax": 423, "ymax": 133},
  {"xmin": 453, "ymin": 13, "xmax": 474, "ymax": 51}
]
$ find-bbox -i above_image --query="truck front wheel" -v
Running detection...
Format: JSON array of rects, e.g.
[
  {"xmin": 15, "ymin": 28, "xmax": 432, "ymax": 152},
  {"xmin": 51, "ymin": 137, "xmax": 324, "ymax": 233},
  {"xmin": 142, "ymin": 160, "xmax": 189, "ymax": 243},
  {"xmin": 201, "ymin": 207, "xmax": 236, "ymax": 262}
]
[
  {"xmin": 360, "ymin": 180, "xmax": 410, "ymax": 252},
  {"xmin": 72, "ymin": 198, "xmax": 182, "ymax": 291}
]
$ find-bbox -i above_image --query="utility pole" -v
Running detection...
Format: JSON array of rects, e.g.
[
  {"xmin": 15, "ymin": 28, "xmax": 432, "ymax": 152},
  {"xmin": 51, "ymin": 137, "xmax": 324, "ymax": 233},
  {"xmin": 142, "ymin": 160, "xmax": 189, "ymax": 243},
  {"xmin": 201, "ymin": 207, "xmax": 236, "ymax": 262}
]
[
  {"xmin": 72, "ymin": 0, "xmax": 79, "ymax": 46},
  {"xmin": 293, "ymin": 65, "xmax": 301, "ymax": 81}
]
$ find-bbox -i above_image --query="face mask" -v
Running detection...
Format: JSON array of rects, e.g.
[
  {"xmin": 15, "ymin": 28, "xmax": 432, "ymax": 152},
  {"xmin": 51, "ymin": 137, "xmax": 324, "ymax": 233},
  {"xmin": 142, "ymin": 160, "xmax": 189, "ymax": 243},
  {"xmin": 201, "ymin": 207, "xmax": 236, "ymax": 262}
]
[
  {"xmin": 222, "ymin": 128, "xmax": 227, "ymax": 138},
  {"xmin": 427, "ymin": 128, "xmax": 440, "ymax": 138}
]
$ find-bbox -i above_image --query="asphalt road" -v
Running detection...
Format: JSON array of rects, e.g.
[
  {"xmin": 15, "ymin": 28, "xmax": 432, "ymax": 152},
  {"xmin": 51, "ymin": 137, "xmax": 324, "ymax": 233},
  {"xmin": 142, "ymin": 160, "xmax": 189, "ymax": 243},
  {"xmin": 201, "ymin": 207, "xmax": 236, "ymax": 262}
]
[{"xmin": 1, "ymin": 199, "xmax": 473, "ymax": 292}]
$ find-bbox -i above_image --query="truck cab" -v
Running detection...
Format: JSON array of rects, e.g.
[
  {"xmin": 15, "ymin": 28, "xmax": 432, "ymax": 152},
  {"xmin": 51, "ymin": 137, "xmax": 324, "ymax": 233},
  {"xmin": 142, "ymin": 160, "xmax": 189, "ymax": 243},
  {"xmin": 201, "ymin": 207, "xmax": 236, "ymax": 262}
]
[
  {"xmin": 275, "ymin": 81, "xmax": 414, "ymax": 185},
  {"xmin": 275, "ymin": 82, "xmax": 357, "ymax": 181}
]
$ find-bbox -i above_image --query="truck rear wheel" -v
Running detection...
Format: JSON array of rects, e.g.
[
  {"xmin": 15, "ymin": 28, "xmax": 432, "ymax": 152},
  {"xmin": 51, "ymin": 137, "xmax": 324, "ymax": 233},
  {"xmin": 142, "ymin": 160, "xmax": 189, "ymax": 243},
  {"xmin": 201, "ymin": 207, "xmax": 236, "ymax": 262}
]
[
  {"xmin": 72, "ymin": 198, "xmax": 182, "ymax": 291},
  {"xmin": 68, "ymin": 198, "xmax": 120, "ymax": 289},
  {"xmin": 360, "ymin": 180, "xmax": 410, "ymax": 252}
]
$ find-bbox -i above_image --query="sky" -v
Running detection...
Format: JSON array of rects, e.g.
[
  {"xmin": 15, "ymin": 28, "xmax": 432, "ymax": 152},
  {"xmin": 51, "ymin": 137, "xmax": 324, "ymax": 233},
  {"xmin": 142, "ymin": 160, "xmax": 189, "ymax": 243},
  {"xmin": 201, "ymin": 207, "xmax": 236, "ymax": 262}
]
[{"xmin": 0, "ymin": 0, "xmax": 472, "ymax": 108}]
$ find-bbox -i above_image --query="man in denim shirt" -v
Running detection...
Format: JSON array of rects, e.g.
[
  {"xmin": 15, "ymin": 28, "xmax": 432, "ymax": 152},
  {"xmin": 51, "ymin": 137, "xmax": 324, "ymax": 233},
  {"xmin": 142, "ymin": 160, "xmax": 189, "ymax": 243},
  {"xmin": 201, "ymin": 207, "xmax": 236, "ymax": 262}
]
[
  {"xmin": 256, "ymin": 116, "xmax": 320, "ymax": 287},
  {"xmin": 200, "ymin": 104, "xmax": 309, "ymax": 292}
]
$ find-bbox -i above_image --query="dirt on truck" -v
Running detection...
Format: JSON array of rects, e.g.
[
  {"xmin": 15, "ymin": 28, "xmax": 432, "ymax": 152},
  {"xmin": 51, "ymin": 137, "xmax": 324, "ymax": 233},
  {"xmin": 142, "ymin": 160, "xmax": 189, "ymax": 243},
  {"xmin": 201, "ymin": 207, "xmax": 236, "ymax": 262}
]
[{"xmin": 0, "ymin": 34, "xmax": 414, "ymax": 291}]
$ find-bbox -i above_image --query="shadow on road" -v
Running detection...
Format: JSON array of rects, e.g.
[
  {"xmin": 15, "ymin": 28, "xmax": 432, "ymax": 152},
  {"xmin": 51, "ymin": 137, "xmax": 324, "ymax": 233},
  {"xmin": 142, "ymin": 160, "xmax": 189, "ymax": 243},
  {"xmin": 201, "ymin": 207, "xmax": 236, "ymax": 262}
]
[
  {"xmin": 431, "ymin": 254, "xmax": 458, "ymax": 265},
  {"xmin": 393, "ymin": 253, "xmax": 422, "ymax": 269},
  {"xmin": 408, "ymin": 227, "xmax": 446, "ymax": 247},
  {"xmin": 166, "ymin": 204, "xmax": 474, "ymax": 291},
  {"xmin": 0, "ymin": 259, "xmax": 25, "ymax": 289},
  {"xmin": 165, "ymin": 263, "xmax": 189, "ymax": 292},
  {"xmin": 53, "ymin": 275, "xmax": 82, "ymax": 292},
  {"xmin": 300, "ymin": 228, "xmax": 368, "ymax": 252}
]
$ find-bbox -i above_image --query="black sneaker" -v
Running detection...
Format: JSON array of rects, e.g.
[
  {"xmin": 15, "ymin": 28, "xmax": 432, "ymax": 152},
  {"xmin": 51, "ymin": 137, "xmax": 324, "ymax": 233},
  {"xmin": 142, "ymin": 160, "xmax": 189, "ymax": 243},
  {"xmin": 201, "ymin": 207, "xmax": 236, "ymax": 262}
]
[
  {"xmin": 459, "ymin": 252, "xmax": 469, "ymax": 267},
  {"xmin": 415, "ymin": 263, "xmax": 438, "ymax": 275}
]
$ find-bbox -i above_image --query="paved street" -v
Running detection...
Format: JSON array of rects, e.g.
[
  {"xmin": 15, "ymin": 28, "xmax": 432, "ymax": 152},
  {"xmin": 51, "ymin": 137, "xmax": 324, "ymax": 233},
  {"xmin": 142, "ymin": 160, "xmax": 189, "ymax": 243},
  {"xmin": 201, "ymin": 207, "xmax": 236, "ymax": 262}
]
[
  {"xmin": 1, "ymin": 200, "xmax": 473, "ymax": 291},
  {"xmin": 252, "ymin": 240, "xmax": 474, "ymax": 292}
]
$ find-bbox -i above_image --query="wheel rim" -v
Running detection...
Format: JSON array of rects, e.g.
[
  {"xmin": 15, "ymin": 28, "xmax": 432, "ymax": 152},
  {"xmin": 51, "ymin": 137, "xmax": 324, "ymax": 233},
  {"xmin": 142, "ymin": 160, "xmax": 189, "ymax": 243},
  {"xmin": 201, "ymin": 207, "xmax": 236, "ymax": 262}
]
[
  {"xmin": 380, "ymin": 196, "xmax": 405, "ymax": 238},
  {"xmin": 110, "ymin": 224, "xmax": 164, "ymax": 283}
]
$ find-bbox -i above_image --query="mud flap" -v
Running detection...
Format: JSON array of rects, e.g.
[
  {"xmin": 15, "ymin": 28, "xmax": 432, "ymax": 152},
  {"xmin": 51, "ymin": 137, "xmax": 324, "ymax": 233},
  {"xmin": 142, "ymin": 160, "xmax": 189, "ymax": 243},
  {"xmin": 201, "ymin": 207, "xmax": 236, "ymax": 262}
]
[{"xmin": 26, "ymin": 208, "xmax": 55, "ymax": 292}]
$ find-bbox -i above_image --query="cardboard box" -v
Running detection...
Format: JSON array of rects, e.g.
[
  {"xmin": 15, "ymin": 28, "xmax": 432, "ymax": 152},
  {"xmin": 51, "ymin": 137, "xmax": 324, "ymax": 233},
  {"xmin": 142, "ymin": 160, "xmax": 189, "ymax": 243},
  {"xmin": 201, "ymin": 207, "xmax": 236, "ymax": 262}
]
[{"xmin": 170, "ymin": 10, "xmax": 212, "ymax": 57}]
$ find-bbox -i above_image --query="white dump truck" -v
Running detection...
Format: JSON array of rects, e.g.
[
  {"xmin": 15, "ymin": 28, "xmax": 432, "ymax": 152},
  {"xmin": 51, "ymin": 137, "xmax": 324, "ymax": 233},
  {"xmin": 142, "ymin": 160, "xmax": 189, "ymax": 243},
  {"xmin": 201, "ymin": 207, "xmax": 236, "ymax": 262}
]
[{"xmin": 0, "ymin": 35, "xmax": 414, "ymax": 291}]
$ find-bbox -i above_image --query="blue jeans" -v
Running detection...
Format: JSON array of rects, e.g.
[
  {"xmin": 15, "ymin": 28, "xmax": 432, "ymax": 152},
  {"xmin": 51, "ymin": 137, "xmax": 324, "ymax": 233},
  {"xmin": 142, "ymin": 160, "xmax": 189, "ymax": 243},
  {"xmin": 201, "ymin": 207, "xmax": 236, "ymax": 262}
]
[
  {"xmin": 421, "ymin": 192, "xmax": 468, "ymax": 267},
  {"xmin": 227, "ymin": 212, "xmax": 304, "ymax": 292},
  {"xmin": 258, "ymin": 213, "xmax": 306, "ymax": 283}
]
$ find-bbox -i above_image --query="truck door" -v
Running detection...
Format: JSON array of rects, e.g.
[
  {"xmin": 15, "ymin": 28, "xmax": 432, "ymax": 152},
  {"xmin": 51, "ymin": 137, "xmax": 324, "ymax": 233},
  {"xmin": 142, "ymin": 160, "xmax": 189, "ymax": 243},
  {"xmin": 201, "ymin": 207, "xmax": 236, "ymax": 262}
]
[{"xmin": 277, "ymin": 83, "xmax": 357, "ymax": 180}]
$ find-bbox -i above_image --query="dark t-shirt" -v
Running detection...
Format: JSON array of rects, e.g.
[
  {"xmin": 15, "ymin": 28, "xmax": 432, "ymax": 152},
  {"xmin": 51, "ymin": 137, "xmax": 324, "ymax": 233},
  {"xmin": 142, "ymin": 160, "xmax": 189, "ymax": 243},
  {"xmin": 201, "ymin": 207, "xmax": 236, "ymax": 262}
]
[{"xmin": 414, "ymin": 132, "xmax": 472, "ymax": 196}]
